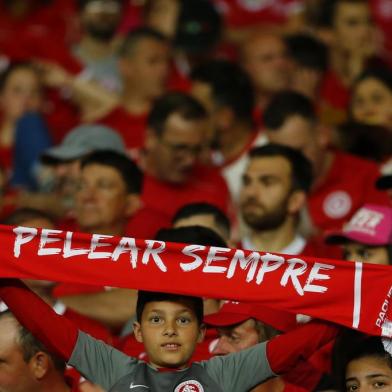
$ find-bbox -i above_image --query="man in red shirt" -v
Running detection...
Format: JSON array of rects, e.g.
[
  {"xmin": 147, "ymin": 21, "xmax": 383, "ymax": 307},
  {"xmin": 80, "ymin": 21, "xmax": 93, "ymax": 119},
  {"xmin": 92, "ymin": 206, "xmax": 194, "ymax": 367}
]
[
  {"xmin": 140, "ymin": 92, "xmax": 231, "ymax": 222},
  {"xmin": 239, "ymin": 143, "xmax": 334, "ymax": 257},
  {"xmin": 264, "ymin": 91, "xmax": 390, "ymax": 233},
  {"xmin": 240, "ymin": 32, "xmax": 293, "ymax": 126}
]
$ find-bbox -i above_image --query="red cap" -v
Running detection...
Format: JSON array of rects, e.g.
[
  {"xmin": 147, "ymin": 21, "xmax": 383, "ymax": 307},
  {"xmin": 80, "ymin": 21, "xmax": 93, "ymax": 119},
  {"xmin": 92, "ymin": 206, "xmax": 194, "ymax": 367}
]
[{"xmin": 204, "ymin": 301, "xmax": 297, "ymax": 332}]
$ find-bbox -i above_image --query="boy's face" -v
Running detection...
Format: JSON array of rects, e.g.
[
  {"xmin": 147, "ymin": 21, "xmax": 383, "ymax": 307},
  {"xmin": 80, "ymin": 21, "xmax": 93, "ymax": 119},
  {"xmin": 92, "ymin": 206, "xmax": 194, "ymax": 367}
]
[{"xmin": 134, "ymin": 300, "xmax": 205, "ymax": 369}]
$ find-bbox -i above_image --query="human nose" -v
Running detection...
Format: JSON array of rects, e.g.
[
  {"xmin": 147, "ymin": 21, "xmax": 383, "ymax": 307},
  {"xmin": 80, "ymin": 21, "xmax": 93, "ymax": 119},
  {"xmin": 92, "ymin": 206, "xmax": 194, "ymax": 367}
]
[{"xmin": 163, "ymin": 319, "xmax": 178, "ymax": 337}]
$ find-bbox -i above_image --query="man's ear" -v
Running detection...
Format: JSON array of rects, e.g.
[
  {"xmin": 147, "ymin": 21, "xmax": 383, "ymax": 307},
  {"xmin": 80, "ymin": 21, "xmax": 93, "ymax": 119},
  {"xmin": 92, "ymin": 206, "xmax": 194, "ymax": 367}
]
[
  {"xmin": 125, "ymin": 194, "xmax": 142, "ymax": 217},
  {"xmin": 145, "ymin": 128, "xmax": 159, "ymax": 151},
  {"xmin": 29, "ymin": 352, "xmax": 50, "ymax": 380},
  {"xmin": 288, "ymin": 190, "xmax": 306, "ymax": 215},
  {"xmin": 133, "ymin": 321, "xmax": 144, "ymax": 343},
  {"xmin": 197, "ymin": 324, "xmax": 206, "ymax": 343},
  {"xmin": 215, "ymin": 106, "xmax": 235, "ymax": 132}
]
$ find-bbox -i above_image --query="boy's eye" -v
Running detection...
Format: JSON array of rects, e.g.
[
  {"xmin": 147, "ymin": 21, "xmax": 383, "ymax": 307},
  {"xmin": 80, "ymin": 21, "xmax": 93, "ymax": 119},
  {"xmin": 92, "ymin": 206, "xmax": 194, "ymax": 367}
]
[
  {"xmin": 177, "ymin": 317, "xmax": 191, "ymax": 325},
  {"xmin": 149, "ymin": 316, "xmax": 163, "ymax": 324}
]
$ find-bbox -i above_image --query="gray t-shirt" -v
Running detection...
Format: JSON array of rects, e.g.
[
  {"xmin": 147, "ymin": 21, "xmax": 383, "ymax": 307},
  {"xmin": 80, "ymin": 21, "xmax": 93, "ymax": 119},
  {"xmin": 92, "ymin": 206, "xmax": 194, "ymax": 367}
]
[{"xmin": 69, "ymin": 331, "xmax": 275, "ymax": 392}]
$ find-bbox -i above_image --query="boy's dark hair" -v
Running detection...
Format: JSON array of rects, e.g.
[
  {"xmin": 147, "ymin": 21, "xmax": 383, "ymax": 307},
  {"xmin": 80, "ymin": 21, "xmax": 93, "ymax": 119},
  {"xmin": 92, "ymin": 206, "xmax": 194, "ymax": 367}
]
[
  {"xmin": 249, "ymin": 144, "xmax": 313, "ymax": 193},
  {"xmin": 80, "ymin": 150, "xmax": 143, "ymax": 194},
  {"xmin": 191, "ymin": 59, "xmax": 255, "ymax": 123},
  {"xmin": 136, "ymin": 226, "xmax": 228, "ymax": 324},
  {"xmin": 285, "ymin": 34, "xmax": 328, "ymax": 72},
  {"xmin": 2, "ymin": 208, "xmax": 54, "ymax": 226},
  {"xmin": 136, "ymin": 291, "xmax": 204, "ymax": 325},
  {"xmin": 172, "ymin": 202, "xmax": 231, "ymax": 240},
  {"xmin": 0, "ymin": 310, "xmax": 66, "ymax": 372},
  {"xmin": 147, "ymin": 92, "xmax": 207, "ymax": 137},
  {"xmin": 264, "ymin": 91, "xmax": 316, "ymax": 130},
  {"xmin": 118, "ymin": 27, "xmax": 169, "ymax": 58}
]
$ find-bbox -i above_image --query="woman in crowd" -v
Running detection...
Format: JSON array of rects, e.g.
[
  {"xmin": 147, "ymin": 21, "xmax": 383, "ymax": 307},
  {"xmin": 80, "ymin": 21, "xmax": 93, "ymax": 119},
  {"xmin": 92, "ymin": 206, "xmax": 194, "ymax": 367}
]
[
  {"xmin": 350, "ymin": 67, "xmax": 392, "ymax": 130},
  {"xmin": 0, "ymin": 62, "xmax": 51, "ymax": 188}
]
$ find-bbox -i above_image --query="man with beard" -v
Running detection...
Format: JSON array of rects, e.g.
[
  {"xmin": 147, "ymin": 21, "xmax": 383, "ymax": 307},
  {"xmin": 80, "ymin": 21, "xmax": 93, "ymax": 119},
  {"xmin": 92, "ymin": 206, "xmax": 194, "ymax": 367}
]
[
  {"xmin": 239, "ymin": 143, "xmax": 319, "ymax": 256},
  {"xmin": 72, "ymin": 0, "xmax": 123, "ymax": 92}
]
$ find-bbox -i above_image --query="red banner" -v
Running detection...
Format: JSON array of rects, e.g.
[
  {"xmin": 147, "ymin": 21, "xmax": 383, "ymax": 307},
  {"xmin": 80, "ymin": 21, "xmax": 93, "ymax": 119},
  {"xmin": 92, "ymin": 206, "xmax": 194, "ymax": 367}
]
[{"xmin": 0, "ymin": 224, "xmax": 391, "ymax": 337}]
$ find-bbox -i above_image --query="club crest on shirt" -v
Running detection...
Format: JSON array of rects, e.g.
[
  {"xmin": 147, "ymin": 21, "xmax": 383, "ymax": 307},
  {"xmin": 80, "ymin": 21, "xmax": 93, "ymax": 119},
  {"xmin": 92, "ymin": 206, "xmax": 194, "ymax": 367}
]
[
  {"xmin": 175, "ymin": 380, "xmax": 204, "ymax": 392},
  {"xmin": 323, "ymin": 191, "xmax": 352, "ymax": 219}
]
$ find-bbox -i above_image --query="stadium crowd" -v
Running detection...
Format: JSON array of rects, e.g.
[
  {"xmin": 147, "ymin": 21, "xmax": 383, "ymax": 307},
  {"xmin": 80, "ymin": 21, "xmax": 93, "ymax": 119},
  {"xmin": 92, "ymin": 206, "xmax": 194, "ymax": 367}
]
[{"xmin": 0, "ymin": 0, "xmax": 392, "ymax": 391}]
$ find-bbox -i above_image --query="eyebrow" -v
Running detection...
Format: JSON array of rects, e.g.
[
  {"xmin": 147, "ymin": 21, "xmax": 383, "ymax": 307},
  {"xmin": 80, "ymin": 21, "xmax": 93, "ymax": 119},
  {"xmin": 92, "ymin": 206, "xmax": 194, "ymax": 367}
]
[{"xmin": 346, "ymin": 374, "xmax": 391, "ymax": 382}]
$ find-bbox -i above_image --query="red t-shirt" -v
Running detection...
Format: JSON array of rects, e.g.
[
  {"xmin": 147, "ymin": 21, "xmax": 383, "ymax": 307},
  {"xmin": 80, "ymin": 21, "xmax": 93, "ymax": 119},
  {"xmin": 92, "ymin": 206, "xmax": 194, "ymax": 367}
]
[
  {"xmin": 213, "ymin": 0, "xmax": 304, "ymax": 28},
  {"xmin": 309, "ymin": 151, "xmax": 390, "ymax": 233},
  {"xmin": 97, "ymin": 106, "xmax": 148, "ymax": 155},
  {"xmin": 370, "ymin": 0, "xmax": 392, "ymax": 65},
  {"xmin": 142, "ymin": 166, "xmax": 231, "ymax": 222}
]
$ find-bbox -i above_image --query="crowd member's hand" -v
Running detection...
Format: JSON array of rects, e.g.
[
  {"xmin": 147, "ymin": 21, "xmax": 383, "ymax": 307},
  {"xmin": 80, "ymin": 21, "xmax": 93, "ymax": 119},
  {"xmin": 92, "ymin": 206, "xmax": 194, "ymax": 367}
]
[
  {"xmin": 35, "ymin": 61, "xmax": 73, "ymax": 89},
  {"xmin": 80, "ymin": 381, "xmax": 106, "ymax": 392}
]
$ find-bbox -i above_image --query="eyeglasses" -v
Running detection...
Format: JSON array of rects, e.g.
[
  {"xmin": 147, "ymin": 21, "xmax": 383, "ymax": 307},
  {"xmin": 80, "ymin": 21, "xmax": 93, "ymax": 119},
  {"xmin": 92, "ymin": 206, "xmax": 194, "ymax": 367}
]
[{"xmin": 160, "ymin": 139, "xmax": 202, "ymax": 157}]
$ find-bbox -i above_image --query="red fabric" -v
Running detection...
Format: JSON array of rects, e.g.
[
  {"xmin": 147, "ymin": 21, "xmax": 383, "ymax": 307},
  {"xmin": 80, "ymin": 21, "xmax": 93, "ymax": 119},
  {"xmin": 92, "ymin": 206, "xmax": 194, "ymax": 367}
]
[
  {"xmin": 302, "ymin": 237, "xmax": 343, "ymax": 260},
  {"xmin": 0, "ymin": 279, "xmax": 77, "ymax": 360},
  {"xmin": 267, "ymin": 320, "xmax": 338, "ymax": 374},
  {"xmin": 213, "ymin": 0, "xmax": 303, "ymax": 28},
  {"xmin": 309, "ymin": 151, "xmax": 391, "ymax": 233},
  {"xmin": 0, "ymin": 1, "xmax": 80, "ymax": 70},
  {"xmin": 370, "ymin": 0, "xmax": 392, "ymax": 65},
  {"xmin": 142, "ymin": 166, "xmax": 231, "ymax": 221},
  {"xmin": 0, "ymin": 225, "xmax": 391, "ymax": 336},
  {"xmin": 97, "ymin": 107, "xmax": 148, "ymax": 153},
  {"xmin": 126, "ymin": 205, "xmax": 171, "ymax": 240}
]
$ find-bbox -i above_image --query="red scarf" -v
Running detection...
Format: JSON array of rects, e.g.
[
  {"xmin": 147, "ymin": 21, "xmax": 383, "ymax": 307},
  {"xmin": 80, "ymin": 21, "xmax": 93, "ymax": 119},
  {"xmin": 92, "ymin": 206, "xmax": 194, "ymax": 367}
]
[{"xmin": 1, "ymin": 225, "xmax": 391, "ymax": 337}]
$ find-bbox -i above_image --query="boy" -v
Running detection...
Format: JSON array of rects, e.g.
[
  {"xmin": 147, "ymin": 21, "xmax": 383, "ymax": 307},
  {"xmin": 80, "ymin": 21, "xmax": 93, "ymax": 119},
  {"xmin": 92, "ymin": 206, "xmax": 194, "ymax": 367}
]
[{"xmin": 0, "ymin": 230, "xmax": 338, "ymax": 391}]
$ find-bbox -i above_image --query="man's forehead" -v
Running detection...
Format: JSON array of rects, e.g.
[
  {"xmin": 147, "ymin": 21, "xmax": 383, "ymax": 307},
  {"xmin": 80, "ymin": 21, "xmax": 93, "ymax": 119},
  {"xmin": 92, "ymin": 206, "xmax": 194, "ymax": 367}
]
[
  {"xmin": 247, "ymin": 156, "xmax": 292, "ymax": 176},
  {"xmin": 162, "ymin": 114, "xmax": 204, "ymax": 139}
]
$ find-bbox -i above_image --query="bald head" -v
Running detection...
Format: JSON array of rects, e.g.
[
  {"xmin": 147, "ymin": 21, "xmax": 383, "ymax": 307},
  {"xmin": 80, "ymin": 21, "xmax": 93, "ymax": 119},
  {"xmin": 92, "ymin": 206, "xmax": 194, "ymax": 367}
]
[{"xmin": 241, "ymin": 33, "xmax": 292, "ymax": 96}]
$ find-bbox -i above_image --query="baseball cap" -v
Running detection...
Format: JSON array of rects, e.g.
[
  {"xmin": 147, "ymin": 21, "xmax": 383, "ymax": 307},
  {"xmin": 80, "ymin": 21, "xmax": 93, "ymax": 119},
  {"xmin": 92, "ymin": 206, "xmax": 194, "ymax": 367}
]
[
  {"xmin": 204, "ymin": 301, "xmax": 297, "ymax": 333},
  {"xmin": 41, "ymin": 124, "xmax": 126, "ymax": 162},
  {"xmin": 325, "ymin": 204, "xmax": 392, "ymax": 246}
]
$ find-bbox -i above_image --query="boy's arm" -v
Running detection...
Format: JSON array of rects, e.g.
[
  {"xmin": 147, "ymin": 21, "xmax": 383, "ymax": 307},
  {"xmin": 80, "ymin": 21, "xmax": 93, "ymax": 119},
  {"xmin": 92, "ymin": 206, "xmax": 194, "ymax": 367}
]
[
  {"xmin": 0, "ymin": 278, "xmax": 137, "ymax": 390},
  {"xmin": 0, "ymin": 278, "xmax": 77, "ymax": 360},
  {"xmin": 266, "ymin": 320, "xmax": 339, "ymax": 374}
]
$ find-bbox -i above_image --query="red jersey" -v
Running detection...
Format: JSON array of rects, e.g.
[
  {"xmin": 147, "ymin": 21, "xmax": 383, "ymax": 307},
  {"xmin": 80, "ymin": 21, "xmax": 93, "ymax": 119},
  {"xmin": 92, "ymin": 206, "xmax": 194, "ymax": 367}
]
[
  {"xmin": 142, "ymin": 166, "xmax": 231, "ymax": 222},
  {"xmin": 97, "ymin": 106, "xmax": 148, "ymax": 155},
  {"xmin": 214, "ymin": 0, "xmax": 304, "ymax": 28},
  {"xmin": 309, "ymin": 151, "xmax": 390, "ymax": 233}
]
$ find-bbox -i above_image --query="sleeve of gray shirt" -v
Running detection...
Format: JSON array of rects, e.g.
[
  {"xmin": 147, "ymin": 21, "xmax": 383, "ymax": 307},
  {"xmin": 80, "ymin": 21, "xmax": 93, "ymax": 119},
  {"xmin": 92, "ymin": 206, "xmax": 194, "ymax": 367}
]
[
  {"xmin": 68, "ymin": 331, "xmax": 137, "ymax": 391},
  {"xmin": 200, "ymin": 342, "xmax": 276, "ymax": 392}
]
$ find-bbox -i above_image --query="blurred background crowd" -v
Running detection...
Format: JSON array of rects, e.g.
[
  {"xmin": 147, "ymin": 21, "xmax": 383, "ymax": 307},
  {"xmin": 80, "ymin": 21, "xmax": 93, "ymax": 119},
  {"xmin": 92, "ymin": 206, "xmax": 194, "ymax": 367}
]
[{"xmin": 0, "ymin": 0, "xmax": 392, "ymax": 391}]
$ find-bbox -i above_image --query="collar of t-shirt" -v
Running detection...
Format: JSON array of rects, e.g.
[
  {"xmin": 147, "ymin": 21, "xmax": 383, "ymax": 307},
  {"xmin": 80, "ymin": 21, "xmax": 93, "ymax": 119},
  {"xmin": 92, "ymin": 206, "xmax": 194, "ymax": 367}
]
[{"xmin": 242, "ymin": 234, "xmax": 306, "ymax": 255}]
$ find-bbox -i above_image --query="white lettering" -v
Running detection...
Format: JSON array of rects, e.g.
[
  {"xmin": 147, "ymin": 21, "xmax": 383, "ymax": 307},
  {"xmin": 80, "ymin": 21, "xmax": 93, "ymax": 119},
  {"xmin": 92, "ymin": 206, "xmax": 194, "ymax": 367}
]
[
  {"xmin": 203, "ymin": 247, "xmax": 230, "ymax": 273},
  {"xmin": 112, "ymin": 237, "xmax": 140, "ymax": 267},
  {"xmin": 226, "ymin": 250, "xmax": 260, "ymax": 282},
  {"xmin": 280, "ymin": 258, "xmax": 308, "ymax": 296},
  {"xmin": 142, "ymin": 240, "xmax": 167, "ymax": 272},
  {"xmin": 63, "ymin": 232, "xmax": 89, "ymax": 258},
  {"xmin": 13, "ymin": 226, "xmax": 37, "ymax": 258},
  {"xmin": 88, "ymin": 234, "xmax": 113, "ymax": 259},
  {"xmin": 38, "ymin": 229, "xmax": 63, "ymax": 256},
  {"xmin": 303, "ymin": 263, "xmax": 334, "ymax": 293},
  {"xmin": 256, "ymin": 254, "xmax": 285, "ymax": 284},
  {"xmin": 180, "ymin": 245, "xmax": 206, "ymax": 271}
]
